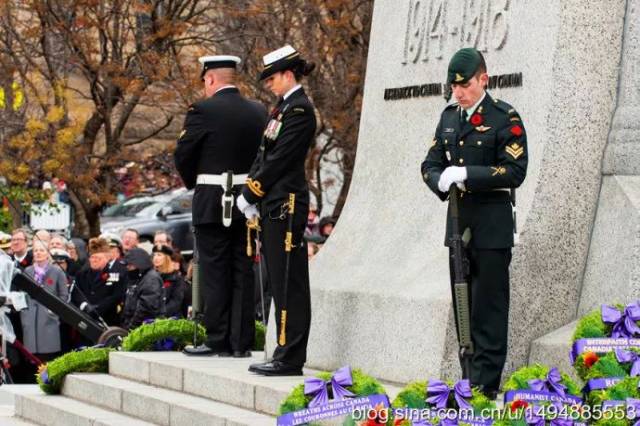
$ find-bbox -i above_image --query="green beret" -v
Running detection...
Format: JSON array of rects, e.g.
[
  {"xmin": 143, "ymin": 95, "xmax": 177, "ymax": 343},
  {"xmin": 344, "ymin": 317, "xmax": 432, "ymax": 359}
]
[{"xmin": 447, "ymin": 48, "xmax": 483, "ymax": 85}]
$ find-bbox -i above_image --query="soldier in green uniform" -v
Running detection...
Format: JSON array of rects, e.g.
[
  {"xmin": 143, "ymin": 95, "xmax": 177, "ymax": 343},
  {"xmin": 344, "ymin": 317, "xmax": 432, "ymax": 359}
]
[{"xmin": 421, "ymin": 48, "xmax": 528, "ymax": 398}]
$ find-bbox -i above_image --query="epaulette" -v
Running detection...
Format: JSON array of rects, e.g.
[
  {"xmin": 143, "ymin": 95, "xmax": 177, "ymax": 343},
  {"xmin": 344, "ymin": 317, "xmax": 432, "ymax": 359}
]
[{"xmin": 492, "ymin": 97, "xmax": 517, "ymax": 115}]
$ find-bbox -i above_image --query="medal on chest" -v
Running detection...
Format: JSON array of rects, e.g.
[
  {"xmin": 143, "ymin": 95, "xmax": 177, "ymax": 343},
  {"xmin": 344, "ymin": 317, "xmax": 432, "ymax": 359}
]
[{"xmin": 264, "ymin": 114, "xmax": 283, "ymax": 140}]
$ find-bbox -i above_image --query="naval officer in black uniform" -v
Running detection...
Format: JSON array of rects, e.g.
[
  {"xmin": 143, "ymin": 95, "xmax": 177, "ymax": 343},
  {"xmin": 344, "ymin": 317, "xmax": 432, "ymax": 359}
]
[
  {"xmin": 236, "ymin": 45, "xmax": 316, "ymax": 376},
  {"xmin": 421, "ymin": 48, "xmax": 528, "ymax": 398},
  {"xmin": 175, "ymin": 55, "xmax": 267, "ymax": 357}
]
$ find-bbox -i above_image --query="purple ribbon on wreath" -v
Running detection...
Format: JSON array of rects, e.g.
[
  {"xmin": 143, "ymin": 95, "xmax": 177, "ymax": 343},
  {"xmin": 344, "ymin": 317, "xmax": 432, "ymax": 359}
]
[
  {"xmin": 39, "ymin": 368, "xmax": 50, "ymax": 385},
  {"xmin": 303, "ymin": 365, "xmax": 355, "ymax": 407},
  {"xmin": 426, "ymin": 379, "xmax": 472, "ymax": 410},
  {"xmin": 615, "ymin": 349, "xmax": 640, "ymax": 376},
  {"xmin": 602, "ymin": 302, "xmax": 640, "ymax": 338},
  {"xmin": 527, "ymin": 367, "xmax": 566, "ymax": 398}
]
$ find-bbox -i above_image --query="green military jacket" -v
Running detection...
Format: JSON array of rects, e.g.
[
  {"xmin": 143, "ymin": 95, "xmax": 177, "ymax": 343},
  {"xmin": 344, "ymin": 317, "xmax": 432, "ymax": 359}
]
[{"xmin": 421, "ymin": 92, "xmax": 528, "ymax": 249}]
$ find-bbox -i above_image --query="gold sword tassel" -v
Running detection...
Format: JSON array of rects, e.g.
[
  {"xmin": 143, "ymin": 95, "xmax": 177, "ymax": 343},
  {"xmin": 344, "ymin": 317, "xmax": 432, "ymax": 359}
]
[{"xmin": 246, "ymin": 218, "xmax": 260, "ymax": 257}]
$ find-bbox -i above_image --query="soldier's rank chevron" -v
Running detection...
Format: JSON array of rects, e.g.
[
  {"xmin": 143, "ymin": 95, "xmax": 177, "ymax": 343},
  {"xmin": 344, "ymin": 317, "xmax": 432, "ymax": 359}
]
[{"xmin": 505, "ymin": 143, "xmax": 524, "ymax": 160}]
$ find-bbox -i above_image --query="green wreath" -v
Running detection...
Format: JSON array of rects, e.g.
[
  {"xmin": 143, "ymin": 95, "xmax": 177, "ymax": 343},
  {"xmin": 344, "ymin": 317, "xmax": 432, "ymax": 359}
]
[
  {"xmin": 499, "ymin": 364, "xmax": 582, "ymax": 425},
  {"xmin": 122, "ymin": 318, "xmax": 206, "ymax": 351},
  {"xmin": 572, "ymin": 304, "xmax": 640, "ymax": 381},
  {"xmin": 391, "ymin": 380, "xmax": 495, "ymax": 425},
  {"xmin": 36, "ymin": 347, "xmax": 112, "ymax": 395},
  {"xmin": 589, "ymin": 376, "xmax": 640, "ymax": 426},
  {"xmin": 254, "ymin": 320, "xmax": 266, "ymax": 351},
  {"xmin": 278, "ymin": 368, "xmax": 387, "ymax": 425}
]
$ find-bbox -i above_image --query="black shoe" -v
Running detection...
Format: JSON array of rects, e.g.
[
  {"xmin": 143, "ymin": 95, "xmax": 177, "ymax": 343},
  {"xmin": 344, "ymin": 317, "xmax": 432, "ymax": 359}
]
[
  {"xmin": 182, "ymin": 344, "xmax": 231, "ymax": 357},
  {"xmin": 475, "ymin": 384, "xmax": 499, "ymax": 400},
  {"xmin": 248, "ymin": 360, "xmax": 303, "ymax": 376},
  {"xmin": 233, "ymin": 350, "xmax": 252, "ymax": 358}
]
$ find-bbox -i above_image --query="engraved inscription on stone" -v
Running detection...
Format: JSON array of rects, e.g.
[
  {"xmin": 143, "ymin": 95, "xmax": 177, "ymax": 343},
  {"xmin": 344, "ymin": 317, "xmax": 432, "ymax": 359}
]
[{"xmin": 403, "ymin": 0, "xmax": 511, "ymax": 65}]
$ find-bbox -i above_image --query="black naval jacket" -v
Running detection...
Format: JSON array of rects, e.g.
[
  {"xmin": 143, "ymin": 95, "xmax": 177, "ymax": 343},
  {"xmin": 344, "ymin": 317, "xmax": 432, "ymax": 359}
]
[
  {"xmin": 241, "ymin": 87, "xmax": 317, "ymax": 214},
  {"xmin": 421, "ymin": 92, "xmax": 528, "ymax": 249},
  {"xmin": 174, "ymin": 87, "xmax": 267, "ymax": 225}
]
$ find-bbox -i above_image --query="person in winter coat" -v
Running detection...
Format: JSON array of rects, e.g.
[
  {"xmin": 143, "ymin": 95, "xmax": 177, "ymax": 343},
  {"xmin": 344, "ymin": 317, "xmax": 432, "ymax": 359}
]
[
  {"xmin": 121, "ymin": 248, "xmax": 162, "ymax": 330},
  {"xmin": 152, "ymin": 245, "xmax": 185, "ymax": 318},
  {"xmin": 21, "ymin": 240, "xmax": 69, "ymax": 364},
  {"xmin": 71, "ymin": 238, "xmax": 125, "ymax": 327}
]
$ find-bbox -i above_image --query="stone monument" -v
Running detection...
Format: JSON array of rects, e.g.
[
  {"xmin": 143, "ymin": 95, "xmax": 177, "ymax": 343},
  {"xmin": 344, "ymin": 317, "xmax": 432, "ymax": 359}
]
[{"xmin": 300, "ymin": 0, "xmax": 629, "ymax": 384}]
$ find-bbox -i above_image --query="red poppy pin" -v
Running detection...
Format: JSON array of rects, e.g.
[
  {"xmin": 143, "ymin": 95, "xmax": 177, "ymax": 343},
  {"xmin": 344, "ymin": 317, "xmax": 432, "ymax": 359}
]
[
  {"xmin": 510, "ymin": 125, "xmax": 523, "ymax": 136},
  {"xmin": 101, "ymin": 272, "xmax": 109, "ymax": 281},
  {"xmin": 470, "ymin": 113, "xmax": 483, "ymax": 126},
  {"xmin": 46, "ymin": 278, "xmax": 54, "ymax": 286},
  {"xmin": 163, "ymin": 281, "xmax": 171, "ymax": 288},
  {"xmin": 20, "ymin": 259, "xmax": 27, "ymax": 266}
]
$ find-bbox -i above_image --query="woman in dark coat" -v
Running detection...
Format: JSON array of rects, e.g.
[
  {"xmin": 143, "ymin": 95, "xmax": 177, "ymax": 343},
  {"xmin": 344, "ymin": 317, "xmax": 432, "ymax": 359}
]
[{"xmin": 152, "ymin": 245, "xmax": 185, "ymax": 318}]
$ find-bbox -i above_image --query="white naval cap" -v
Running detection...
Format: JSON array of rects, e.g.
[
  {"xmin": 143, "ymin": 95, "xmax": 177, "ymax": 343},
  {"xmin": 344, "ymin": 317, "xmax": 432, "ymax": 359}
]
[
  {"xmin": 198, "ymin": 55, "xmax": 241, "ymax": 80},
  {"xmin": 259, "ymin": 45, "xmax": 304, "ymax": 81}
]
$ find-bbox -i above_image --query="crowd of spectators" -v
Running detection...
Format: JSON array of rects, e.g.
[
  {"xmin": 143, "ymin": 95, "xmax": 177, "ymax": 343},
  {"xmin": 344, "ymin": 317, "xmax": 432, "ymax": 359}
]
[
  {"xmin": 0, "ymin": 227, "xmax": 190, "ymax": 383},
  {"xmin": 304, "ymin": 205, "xmax": 337, "ymax": 260}
]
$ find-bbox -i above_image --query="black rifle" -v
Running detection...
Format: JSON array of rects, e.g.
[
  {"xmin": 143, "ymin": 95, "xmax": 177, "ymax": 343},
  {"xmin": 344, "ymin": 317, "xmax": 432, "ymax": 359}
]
[{"xmin": 449, "ymin": 185, "xmax": 473, "ymax": 379}]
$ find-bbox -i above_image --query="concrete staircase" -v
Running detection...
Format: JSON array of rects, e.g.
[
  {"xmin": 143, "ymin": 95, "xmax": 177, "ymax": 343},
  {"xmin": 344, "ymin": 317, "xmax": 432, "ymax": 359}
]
[{"xmin": 4, "ymin": 352, "xmax": 403, "ymax": 426}]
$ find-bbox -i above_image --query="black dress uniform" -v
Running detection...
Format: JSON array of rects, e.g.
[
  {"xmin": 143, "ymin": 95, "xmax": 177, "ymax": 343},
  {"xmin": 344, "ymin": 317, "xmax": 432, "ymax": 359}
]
[
  {"xmin": 174, "ymin": 61, "xmax": 267, "ymax": 355},
  {"xmin": 241, "ymin": 46, "xmax": 317, "ymax": 374},
  {"xmin": 421, "ymin": 50, "xmax": 528, "ymax": 394},
  {"xmin": 71, "ymin": 262, "xmax": 126, "ymax": 326}
]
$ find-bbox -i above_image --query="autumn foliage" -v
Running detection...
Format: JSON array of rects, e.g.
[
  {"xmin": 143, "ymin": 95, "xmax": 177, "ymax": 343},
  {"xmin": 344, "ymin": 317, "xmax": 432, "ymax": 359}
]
[{"xmin": 0, "ymin": 0, "xmax": 373, "ymax": 235}]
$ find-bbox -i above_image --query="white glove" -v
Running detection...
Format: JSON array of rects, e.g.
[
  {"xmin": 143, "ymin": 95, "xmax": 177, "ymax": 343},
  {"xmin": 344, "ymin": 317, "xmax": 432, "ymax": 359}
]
[
  {"xmin": 236, "ymin": 194, "xmax": 250, "ymax": 213},
  {"xmin": 438, "ymin": 166, "xmax": 467, "ymax": 192},
  {"xmin": 244, "ymin": 204, "xmax": 260, "ymax": 220}
]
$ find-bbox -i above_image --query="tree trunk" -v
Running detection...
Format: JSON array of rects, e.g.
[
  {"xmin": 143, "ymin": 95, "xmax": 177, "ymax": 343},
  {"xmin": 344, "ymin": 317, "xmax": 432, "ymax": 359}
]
[{"xmin": 68, "ymin": 189, "xmax": 90, "ymax": 238}]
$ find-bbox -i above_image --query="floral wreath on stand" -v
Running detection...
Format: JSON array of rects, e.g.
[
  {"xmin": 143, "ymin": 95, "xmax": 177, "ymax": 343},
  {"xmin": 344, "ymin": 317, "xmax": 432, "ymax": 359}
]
[
  {"xmin": 499, "ymin": 364, "xmax": 583, "ymax": 426},
  {"xmin": 391, "ymin": 379, "xmax": 495, "ymax": 425},
  {"xmin": 572, "ymin": 302, "xmax": 640, "ymax": 402},
  {"xmin": 278, "ymin": 366, "xmax": 389, "ymax": 426},
  {"xmin": 36, "ymin": 346, "xmax": 112, "ymax": 395}
]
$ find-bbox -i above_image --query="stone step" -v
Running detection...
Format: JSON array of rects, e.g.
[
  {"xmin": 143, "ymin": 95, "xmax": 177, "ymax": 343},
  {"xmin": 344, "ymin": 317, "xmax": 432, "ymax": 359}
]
[
  {"xmin": 109, "ymin": 351, "xmax": 404, "ymax": 416},
  {"xmin": 528, "ymin": 320, "xmax": 580, "ymax": 383},
  {"xmin": 5, "ymin": 384, "xmax": 158, "ymax": 426},
  {"xmin": 0, "ymin": 403, "xmax": 38, "ymax": 426},
  {"xmin": 63, "ymin": 373, "xmax": 275, "ymax": 426}
]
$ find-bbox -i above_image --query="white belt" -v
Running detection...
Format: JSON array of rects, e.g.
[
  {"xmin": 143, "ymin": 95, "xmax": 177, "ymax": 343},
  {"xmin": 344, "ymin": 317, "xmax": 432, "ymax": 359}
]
[
  {"xmin": 196, "ymin": 173, "xmax": 248, "ymax": 186},
  {"xmin": 196, "ymin": 173, "xmax": 248, "ymax": 227}
]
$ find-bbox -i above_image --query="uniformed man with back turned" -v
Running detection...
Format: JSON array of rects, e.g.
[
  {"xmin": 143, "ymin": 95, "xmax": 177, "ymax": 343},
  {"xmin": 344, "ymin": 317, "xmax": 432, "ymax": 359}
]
[
  {"xmin": 421, "ymin": 47, "xmax": 528, "ymax": 398},
  {"xmin": 175, "ymin": 55, "xmax": 268, "ymax": 357}
]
